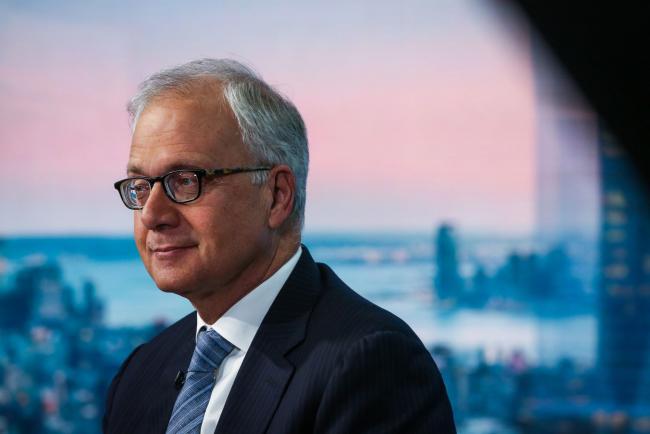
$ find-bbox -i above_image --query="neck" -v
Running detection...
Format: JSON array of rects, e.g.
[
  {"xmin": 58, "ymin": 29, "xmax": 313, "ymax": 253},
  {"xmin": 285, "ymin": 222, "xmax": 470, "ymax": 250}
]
[{"xmin": 191, "ymin": 234, "xmax": 301, "ymax": 324}]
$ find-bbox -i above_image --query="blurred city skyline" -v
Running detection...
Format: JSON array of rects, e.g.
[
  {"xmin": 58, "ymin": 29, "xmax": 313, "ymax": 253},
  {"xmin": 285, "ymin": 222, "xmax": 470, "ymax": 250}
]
[
  {"xmin": 0, "ymin": 0, "xmax": 544, "ymax": 236},
  {"xmin": 3, "ymin": 3, "xmax": 650, "ymax": 432}
]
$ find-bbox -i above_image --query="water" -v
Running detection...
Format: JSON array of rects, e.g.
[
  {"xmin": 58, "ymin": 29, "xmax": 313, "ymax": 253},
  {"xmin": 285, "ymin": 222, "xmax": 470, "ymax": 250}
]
[
  {"xmin": 0, "ymin": 235, "xmax": 596, "ymax": 366},
  {"xmin": 58, "ymin": 255, "xmax": 194, "ymax": 325},
  {"xmin": 55, "ymin": 252, "xmax": 594, "ymax": 367}
]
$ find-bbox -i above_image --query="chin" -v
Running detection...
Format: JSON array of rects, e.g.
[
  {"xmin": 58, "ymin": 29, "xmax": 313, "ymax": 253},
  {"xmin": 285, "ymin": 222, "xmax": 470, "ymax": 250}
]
[
  {"xmin": 148, "ymin": 268, "xmax": 195, "ymax": 296},
  {"xmin": 142, "ymin": 250, "xmax": 184, "ymax": 281},
  {"xmin": 155, "ymin": 283, "xmax": 182, "ymax": 294}
]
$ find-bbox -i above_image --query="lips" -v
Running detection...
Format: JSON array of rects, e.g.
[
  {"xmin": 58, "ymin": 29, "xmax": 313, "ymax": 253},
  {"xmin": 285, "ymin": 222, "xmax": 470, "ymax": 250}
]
[
  {"xmin": 152, "ymin": 245, "xmax": 195, "ymax": 253},
  {"xmin": 148, "ymin": 243, "xmax": 198, "ymax": 261}
]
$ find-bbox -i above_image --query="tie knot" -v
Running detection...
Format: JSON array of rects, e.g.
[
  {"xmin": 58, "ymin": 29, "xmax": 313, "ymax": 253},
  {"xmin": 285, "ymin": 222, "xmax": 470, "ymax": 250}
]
[{"xmin": 190, "ymin": 328, "xmax": 235, "ymax": 372}]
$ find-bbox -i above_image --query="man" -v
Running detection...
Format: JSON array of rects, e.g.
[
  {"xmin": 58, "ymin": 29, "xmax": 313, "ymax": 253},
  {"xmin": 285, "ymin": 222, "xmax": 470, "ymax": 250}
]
[{"xmin": 104, "ymin": 58, "xmax": 455, "ymax": 434}]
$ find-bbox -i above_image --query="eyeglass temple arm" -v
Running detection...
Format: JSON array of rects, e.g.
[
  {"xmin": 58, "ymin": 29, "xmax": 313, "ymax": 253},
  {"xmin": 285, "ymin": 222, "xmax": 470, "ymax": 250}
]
[{"xmin": 205, "ymin": 167, "xmax": 272, "ymax": 176}]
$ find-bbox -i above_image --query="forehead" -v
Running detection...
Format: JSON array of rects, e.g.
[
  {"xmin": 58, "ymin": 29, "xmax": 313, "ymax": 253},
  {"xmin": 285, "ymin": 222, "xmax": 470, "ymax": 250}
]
[{"xmin": 127, "ymin": 91, "xmax": 247, "ymax": 175}]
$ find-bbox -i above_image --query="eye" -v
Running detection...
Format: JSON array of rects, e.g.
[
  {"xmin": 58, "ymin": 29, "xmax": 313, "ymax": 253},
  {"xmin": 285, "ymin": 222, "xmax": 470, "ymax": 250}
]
[
  {"xmin": 167, "ymin": 171, "xmax": 200, "ymax": 201},
  {"xmin": 132, "ymin": 184, "xmax": 149, "ymax": 198},
  {"xmin": 171, "ymin": 172, "xmax": 198, "ymax": 188},
  {"xmin": 123, "ymin": 179, "xmax": 150, "ymax": 205}
]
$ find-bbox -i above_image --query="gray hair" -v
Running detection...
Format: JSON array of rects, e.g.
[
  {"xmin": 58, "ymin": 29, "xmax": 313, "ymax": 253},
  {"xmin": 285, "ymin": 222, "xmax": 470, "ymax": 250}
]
[{"xmin": 127, "ymin": 58, "xmax": 309, "ymax": 231}]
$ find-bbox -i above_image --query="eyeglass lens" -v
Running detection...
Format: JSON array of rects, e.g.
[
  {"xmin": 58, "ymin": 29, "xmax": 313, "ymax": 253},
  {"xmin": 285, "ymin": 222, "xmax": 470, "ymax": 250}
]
[{"xmin": 120, "ymin": 171, "xmax": 201, "ymax": 209}]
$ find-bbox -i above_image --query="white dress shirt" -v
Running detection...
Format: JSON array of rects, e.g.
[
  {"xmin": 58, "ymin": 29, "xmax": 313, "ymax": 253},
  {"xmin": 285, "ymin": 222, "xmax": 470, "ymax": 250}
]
[{"xmin": 195, "ymin": 247, "xmax": 302, "ymax": 434}]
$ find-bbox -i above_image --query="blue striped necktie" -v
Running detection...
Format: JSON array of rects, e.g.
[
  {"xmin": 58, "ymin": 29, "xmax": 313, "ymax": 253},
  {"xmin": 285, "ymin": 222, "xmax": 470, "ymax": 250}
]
[{"xmin": 166, "ymin": 327, "xmax": 235, "ymax": 434}]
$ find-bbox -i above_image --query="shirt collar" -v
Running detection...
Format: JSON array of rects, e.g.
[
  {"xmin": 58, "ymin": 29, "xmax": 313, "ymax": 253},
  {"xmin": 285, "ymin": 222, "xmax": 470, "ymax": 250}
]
[{"xmin": 196, "ymin": 246, "xmax": 302, "ymax": 352}]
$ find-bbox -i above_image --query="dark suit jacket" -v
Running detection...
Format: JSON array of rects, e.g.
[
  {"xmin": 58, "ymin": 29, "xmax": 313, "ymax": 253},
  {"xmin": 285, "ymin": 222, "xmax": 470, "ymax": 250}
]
[{"xmin": 103, "ymin": 248, "xmax": 456, "ymax": 433}]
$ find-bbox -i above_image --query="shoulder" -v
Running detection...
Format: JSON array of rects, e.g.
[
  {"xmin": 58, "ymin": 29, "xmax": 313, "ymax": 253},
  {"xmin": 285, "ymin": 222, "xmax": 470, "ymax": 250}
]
[
  {"xmin": 310, "ymin": 261, "xmax": 419, "ymax": 343},
  {"xmin": 296, "ymin": 262, "xmax": 456, "ymax": 432},
  {"xmin": 289, "ymin": 259, "xmax": 436, "ymax": 380}
]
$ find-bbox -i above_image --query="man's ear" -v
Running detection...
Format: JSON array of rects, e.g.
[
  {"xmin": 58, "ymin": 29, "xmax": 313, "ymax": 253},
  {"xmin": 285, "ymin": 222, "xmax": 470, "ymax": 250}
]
[{"xmin": 267, "ymin": 165, "xmax": 295, "ymax": 230}]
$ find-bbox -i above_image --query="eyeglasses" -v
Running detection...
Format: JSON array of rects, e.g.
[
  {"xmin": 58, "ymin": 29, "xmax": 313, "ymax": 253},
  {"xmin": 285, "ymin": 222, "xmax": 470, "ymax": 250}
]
[{"xmin": 113, "ymin": 167, "xmax": 271, "ymax": 210}]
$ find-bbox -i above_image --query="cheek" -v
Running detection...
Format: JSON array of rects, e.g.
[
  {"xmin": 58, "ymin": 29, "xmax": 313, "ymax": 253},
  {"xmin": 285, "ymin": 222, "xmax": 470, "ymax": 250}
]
[
  {"xmin": 191, "ymin": 204, "xmax": 257, "ymax": 252},
  {"xmin": 229, "ymin": 186, "xmax": 269, "ymax": 223},
  {"xmin": 183, "ymin": 187, "xmax": 269, "ymax": 250},
  {"xmin": 197, "ymin": 216, "xmax": 229, "ymax": 252}
]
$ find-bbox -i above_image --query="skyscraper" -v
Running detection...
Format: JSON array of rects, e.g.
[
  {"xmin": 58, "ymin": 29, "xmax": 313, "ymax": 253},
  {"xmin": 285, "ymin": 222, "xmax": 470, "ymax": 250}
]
[
  {"xmin": 434, "ymin": 223, "xmax": 463, "ymax": 304},
  {"xmin": 530, "ymin": 32, "xmax": 600, "ymax": 314},
  {"xmin": 598, "ymin": 128, "xmax": 650, "ymax": 406}
]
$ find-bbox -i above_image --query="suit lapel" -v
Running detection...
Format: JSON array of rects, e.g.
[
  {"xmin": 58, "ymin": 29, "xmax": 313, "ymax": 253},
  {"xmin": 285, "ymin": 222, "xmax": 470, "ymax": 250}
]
[
  {"xmin": 214, "ymin": 248, "xmax": 322, "ymax": 434},
  {"xmin": 146, "ymin": 313, "xmax": 196, "ymax": 434}
]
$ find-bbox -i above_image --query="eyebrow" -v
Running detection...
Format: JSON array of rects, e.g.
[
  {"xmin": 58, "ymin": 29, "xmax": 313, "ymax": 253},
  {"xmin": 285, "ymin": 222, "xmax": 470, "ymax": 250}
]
[
  {"xmin": 126, "ymin": 163, "xmax": 207, "ymax": 176},
  {"xmin": 126, "ymin": 164, "xmax": 143, "ymax": 176}
]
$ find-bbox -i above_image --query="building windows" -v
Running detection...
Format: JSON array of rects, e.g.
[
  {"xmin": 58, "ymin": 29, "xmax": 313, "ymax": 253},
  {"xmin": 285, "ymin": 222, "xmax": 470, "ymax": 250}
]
[
  {"xmin": 604, "ymin": 191, "xmax": 626, "ymax": 207},
  {"xmin": 606, "ymin": 211, "xmax": 627, "ymax": 225},
  {"xmin": 605, "ymin": 229, "xmax": 626, "ymax": 243},
  {"xmin": 605, "ymin": 264, "xmax": 629, "ymax": 280}
]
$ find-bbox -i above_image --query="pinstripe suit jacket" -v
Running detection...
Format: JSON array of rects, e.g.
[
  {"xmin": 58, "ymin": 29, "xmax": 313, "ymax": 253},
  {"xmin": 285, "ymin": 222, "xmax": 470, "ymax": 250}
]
[{"xmin": 103, "ymin": 248, "xmax": 456, "ymax": 434}]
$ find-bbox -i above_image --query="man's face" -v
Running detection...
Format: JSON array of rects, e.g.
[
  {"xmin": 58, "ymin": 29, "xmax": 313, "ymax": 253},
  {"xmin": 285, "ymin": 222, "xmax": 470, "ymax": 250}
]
[{"xmin": 127, "ymin": 92, "xmax": 273, "ymax": 300}]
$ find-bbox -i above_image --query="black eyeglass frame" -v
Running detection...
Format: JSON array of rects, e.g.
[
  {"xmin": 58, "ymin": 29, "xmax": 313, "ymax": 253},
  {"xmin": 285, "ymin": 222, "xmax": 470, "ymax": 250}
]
[{"xmin": 113, "ymin": 167, "xmax": 272, "ymax": 210}]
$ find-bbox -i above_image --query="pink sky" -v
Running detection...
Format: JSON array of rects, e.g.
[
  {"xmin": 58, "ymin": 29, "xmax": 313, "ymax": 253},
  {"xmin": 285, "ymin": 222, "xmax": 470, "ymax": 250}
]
[{"xmin": 0, "ymin": 0, "xmax": 536, "ymax": 235}]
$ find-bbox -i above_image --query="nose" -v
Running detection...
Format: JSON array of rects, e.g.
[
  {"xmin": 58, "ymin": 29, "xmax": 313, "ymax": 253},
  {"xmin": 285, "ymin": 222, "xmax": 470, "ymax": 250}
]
[{"xmin": 139, "ymin": 182, "xmax": 180, "ymax": 230}]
